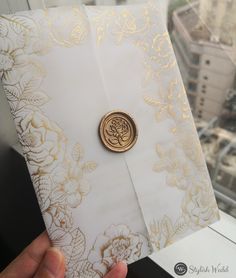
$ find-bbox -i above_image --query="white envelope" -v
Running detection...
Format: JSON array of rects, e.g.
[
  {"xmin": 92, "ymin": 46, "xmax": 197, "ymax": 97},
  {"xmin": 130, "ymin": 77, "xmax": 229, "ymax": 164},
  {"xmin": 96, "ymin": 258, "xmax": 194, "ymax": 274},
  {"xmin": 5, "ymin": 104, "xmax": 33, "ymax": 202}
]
[{"xmin": 0, "ymin": 2, "xmax": 219, "ymax": 277}]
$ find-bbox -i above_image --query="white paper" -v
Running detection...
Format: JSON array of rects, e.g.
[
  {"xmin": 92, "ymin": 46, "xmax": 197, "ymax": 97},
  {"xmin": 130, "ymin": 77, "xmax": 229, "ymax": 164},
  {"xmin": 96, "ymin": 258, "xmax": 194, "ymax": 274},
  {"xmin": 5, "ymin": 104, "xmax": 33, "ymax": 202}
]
[{"xmin": 0, "ymin": 2, "xmax": 219, "ymax": 277}]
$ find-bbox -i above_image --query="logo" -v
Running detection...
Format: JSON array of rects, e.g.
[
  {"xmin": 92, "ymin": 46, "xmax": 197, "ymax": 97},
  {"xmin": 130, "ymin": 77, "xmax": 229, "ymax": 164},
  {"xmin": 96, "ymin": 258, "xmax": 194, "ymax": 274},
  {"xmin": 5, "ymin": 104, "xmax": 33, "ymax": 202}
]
[{"xmin": 174, "ymin": 262, "xmax": 188, "ymax": 276}]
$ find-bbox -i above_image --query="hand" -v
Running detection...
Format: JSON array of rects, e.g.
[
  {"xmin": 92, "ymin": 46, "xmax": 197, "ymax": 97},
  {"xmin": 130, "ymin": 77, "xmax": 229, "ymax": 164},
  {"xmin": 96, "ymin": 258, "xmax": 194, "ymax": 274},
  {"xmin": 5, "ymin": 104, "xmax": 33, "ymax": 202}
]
[{"xmin": 0, "ymin": 231, "xmax": 128, "ymax": 278}]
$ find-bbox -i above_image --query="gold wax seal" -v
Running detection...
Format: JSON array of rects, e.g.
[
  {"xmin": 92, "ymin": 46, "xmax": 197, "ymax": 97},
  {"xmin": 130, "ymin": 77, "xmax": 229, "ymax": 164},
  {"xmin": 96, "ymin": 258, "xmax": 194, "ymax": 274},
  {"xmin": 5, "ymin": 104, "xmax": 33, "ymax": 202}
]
[{"xmin": 99, "ymin": 110, "xmax": 138, "ymax": 153}]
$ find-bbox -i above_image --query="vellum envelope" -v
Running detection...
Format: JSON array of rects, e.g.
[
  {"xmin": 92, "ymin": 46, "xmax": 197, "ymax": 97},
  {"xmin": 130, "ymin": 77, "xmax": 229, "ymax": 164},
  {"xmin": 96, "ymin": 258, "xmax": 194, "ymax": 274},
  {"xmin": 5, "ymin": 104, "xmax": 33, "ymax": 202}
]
[{"xmin": 0, "ymin": 2, "xmax": 219, "ymax": 277}]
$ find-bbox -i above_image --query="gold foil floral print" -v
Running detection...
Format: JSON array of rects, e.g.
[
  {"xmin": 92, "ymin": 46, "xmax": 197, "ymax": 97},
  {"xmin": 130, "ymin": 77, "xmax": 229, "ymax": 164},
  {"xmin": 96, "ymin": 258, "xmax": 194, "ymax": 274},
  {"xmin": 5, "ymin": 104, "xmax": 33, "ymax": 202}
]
[
  {"xmin": 49, "ymin": 226, "xmax": 98, "ymax": 277},
  {"xmin": 149, "ymin": 215, "xmax": 188, "ymax": 250},
  {"xmin": 139, "ymin": 7, "xmax": 219, "ymax": 249},
  {"xmin": 45, "ymin": 6, "xmax": 89, "ymax": 47},
  {"xmin": 0, "ymin": 6, "xmax": 151, "ymax": 277},
  {"xmin": 88, "ymin": 1, "xmax": 218, "ymax": 252},
  {"xmin": 153, "ymin": 144, "xmax": 192, "ymax": 190},
  {"xmin": 90, "ymin": 4, "xmax": 151, "ymax": 45},
  {"xmin": 15, "ymin": 109, "xmax": 66, "ymax": 174},
  {"xmin": 144, "ymin": 78, "xmax": 190, "ymax": 123},
  {"xmin": 88, "ymin": 224, "xmax": 149, "ymax": 276},
  {"xmin": 0, "ymin": 2, "xmax": 219, "ymax": 276},
  {"xmin": 144, "ymin": 31, "xmax": 176, "ymax": 82},
  {"xmin": 33, "ymin": 142, "xmax": 97, "ymax": 231},
  {"xmin": 182, "ymin": 181, "xmax": 219, "ymax": 230}
]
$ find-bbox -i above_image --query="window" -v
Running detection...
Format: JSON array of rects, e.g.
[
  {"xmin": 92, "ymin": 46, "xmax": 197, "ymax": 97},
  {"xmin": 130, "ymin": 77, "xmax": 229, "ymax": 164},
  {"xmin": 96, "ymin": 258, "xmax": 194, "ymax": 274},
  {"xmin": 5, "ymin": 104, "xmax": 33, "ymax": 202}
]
[
  {"xmin": 86, "ymin": 0, "xmax": 95, "ymax": 4},
  {"xmin": 189, "ymin": 68, "xmax": 199, "ymax": 79},
  {"xmin": 168, "ymin": 0, "xmax": 236, "ymax": 219},
  {"xmin": 188, "ymin": 81, "xmax": 197, "ymax": 92},
  {"xmin": 117, "ymin": 0, "xmax": 126, "ymax": 4},
  {"xmin": 212, "ymin": 0, "xmax": 218, "ymax": 7},
  {"xmin": 227, "ymin": 0, "xmax": 233, "ymax": 9},
  {"xmin": 191, "ymin": 53, "xmax": 200, "ymax": 65}
]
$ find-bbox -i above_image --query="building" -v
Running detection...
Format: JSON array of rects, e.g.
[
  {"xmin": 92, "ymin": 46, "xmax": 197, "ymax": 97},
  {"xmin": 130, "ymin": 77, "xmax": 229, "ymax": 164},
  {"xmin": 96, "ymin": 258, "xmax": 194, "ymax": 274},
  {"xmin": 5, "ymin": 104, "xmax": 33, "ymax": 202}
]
[
  {"xmin": 171, "ymin": 0, "xmax": 236, "ymax": 121},
  {"xmin": 195, "ymin": 119, "xmax": 236, "ymax": 216},
  {"xmin": 171, "ymin": 0, "xmax": 236, "ymax": 216}
]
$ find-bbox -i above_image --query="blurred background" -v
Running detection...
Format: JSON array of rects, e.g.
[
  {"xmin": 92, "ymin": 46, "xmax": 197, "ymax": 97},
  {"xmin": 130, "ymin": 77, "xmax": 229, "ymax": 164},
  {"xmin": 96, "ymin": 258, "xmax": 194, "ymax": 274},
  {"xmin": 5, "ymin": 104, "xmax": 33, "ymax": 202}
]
[
  {"xmin": 0, "ymin": 0, "xmax": 236, "ymax": 271},
  {"xmin": 168, "ymin": 0, "xmax": 236, "ymax": 219}
]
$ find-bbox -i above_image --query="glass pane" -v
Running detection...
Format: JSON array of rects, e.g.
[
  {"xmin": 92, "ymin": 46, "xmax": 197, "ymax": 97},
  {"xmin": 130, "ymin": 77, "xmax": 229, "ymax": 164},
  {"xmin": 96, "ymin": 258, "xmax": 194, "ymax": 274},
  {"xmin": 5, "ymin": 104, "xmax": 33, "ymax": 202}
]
[{"xmin": 168, "ymin": 0, "xmax": 236, "ymax": 218}]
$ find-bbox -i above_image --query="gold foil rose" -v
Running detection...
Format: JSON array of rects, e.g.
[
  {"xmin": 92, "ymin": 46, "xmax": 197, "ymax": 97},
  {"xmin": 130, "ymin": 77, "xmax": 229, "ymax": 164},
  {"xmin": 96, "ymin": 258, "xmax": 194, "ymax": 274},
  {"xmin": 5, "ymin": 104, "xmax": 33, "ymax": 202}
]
[
  {"xmin": 0, "ymin": 49, "xmax": 28, "ymax": 84},
  {"xmin": 182, "ymin": 182, "xmax": 219, "ymax": 229},
  {"xmin": 88, "ymin": 224, "xmax": 149, "ymax": 276},
  {"xmin": 14, "ymin": 109, "xmax": 66, "ymax": 174}
]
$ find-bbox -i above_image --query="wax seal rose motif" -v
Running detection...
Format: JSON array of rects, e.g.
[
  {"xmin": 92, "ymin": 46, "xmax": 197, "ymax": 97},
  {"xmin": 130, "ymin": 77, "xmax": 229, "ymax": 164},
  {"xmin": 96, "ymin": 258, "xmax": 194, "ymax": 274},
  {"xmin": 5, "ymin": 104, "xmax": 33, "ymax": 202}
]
[{"xmin": 99, "ymin": 110, "xmax": 138, "ymax": 153}]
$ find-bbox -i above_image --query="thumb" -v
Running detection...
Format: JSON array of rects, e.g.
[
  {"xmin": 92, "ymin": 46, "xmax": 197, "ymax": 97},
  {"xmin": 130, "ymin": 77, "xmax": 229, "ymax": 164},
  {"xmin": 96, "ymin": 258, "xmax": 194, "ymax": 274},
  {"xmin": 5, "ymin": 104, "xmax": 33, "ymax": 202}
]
[
  {"xmin": 34, "ymin": 247, "xmax": 65, "ymax": 278},
  {"xmin": 104, "ymin": 262, "xmax": 128, "ymax": 278}
]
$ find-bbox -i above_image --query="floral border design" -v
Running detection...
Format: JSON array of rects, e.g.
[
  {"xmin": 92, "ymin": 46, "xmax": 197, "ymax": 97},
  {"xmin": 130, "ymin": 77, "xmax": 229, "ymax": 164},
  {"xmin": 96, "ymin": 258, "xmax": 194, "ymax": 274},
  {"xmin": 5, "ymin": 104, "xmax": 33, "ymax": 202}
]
[
  {"xmin": 88, "ymin": 2, "xmax": 219, "ymax": 251},
  {"xmin": 0, "ymin": 5, "xmax": 151, "ymax": 278},
  {"xmin": 141, "ymin": 28, "xmax": 219, "ymax": 249},
  {"xmin": 0, "ymin": 2, "xmax": 219, "ymax": 276}
]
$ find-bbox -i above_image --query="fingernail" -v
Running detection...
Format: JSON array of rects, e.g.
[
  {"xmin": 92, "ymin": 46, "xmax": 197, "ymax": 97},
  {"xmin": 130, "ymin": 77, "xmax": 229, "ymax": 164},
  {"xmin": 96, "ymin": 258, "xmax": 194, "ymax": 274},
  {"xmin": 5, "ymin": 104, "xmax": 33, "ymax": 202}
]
[{"xmin": 43, "ymin": 247, "xmax": 63, "ymax": 276}]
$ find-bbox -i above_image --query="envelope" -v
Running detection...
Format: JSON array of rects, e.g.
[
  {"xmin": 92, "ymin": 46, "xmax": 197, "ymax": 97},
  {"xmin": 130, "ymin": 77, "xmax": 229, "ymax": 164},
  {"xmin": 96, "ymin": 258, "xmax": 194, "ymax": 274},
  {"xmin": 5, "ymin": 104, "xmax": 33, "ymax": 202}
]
[{"xmin": 0, "ymin": 2, "xmax": 219, "ymax": 277}]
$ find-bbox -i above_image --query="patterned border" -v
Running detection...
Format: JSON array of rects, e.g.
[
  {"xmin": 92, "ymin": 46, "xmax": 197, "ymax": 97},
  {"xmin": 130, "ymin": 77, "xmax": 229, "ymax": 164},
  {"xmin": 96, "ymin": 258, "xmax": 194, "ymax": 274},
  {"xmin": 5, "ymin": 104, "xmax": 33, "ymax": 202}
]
[
  {"xmin": 0, "ymin": 5, "xmax": 151, "ymax": 278},
  {"xmin": 0, "ymin": 3, "xmax": 219, "ymax": 277}
]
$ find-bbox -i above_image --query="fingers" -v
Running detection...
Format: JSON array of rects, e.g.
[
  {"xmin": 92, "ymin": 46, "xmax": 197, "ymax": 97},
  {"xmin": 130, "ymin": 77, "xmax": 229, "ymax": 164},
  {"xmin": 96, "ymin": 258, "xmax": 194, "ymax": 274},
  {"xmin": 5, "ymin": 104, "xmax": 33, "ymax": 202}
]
[
  {"xmin": 33, "ymin": 247, "xmax": 65, "ymax": 278},
  {"xmin": 0, "ymin": 231, "xmax": 51, "ymax": 278},
  {"xmin": 104, "ymin": 262, "xmax": 128, "ymax": 278},
  {"xmin": 1, "ymin": 230, "xmax": 124, "ymax": 278},
  {"xmin": 0, "ymin": 231, "xmax": 65, "ymax": 278}
]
